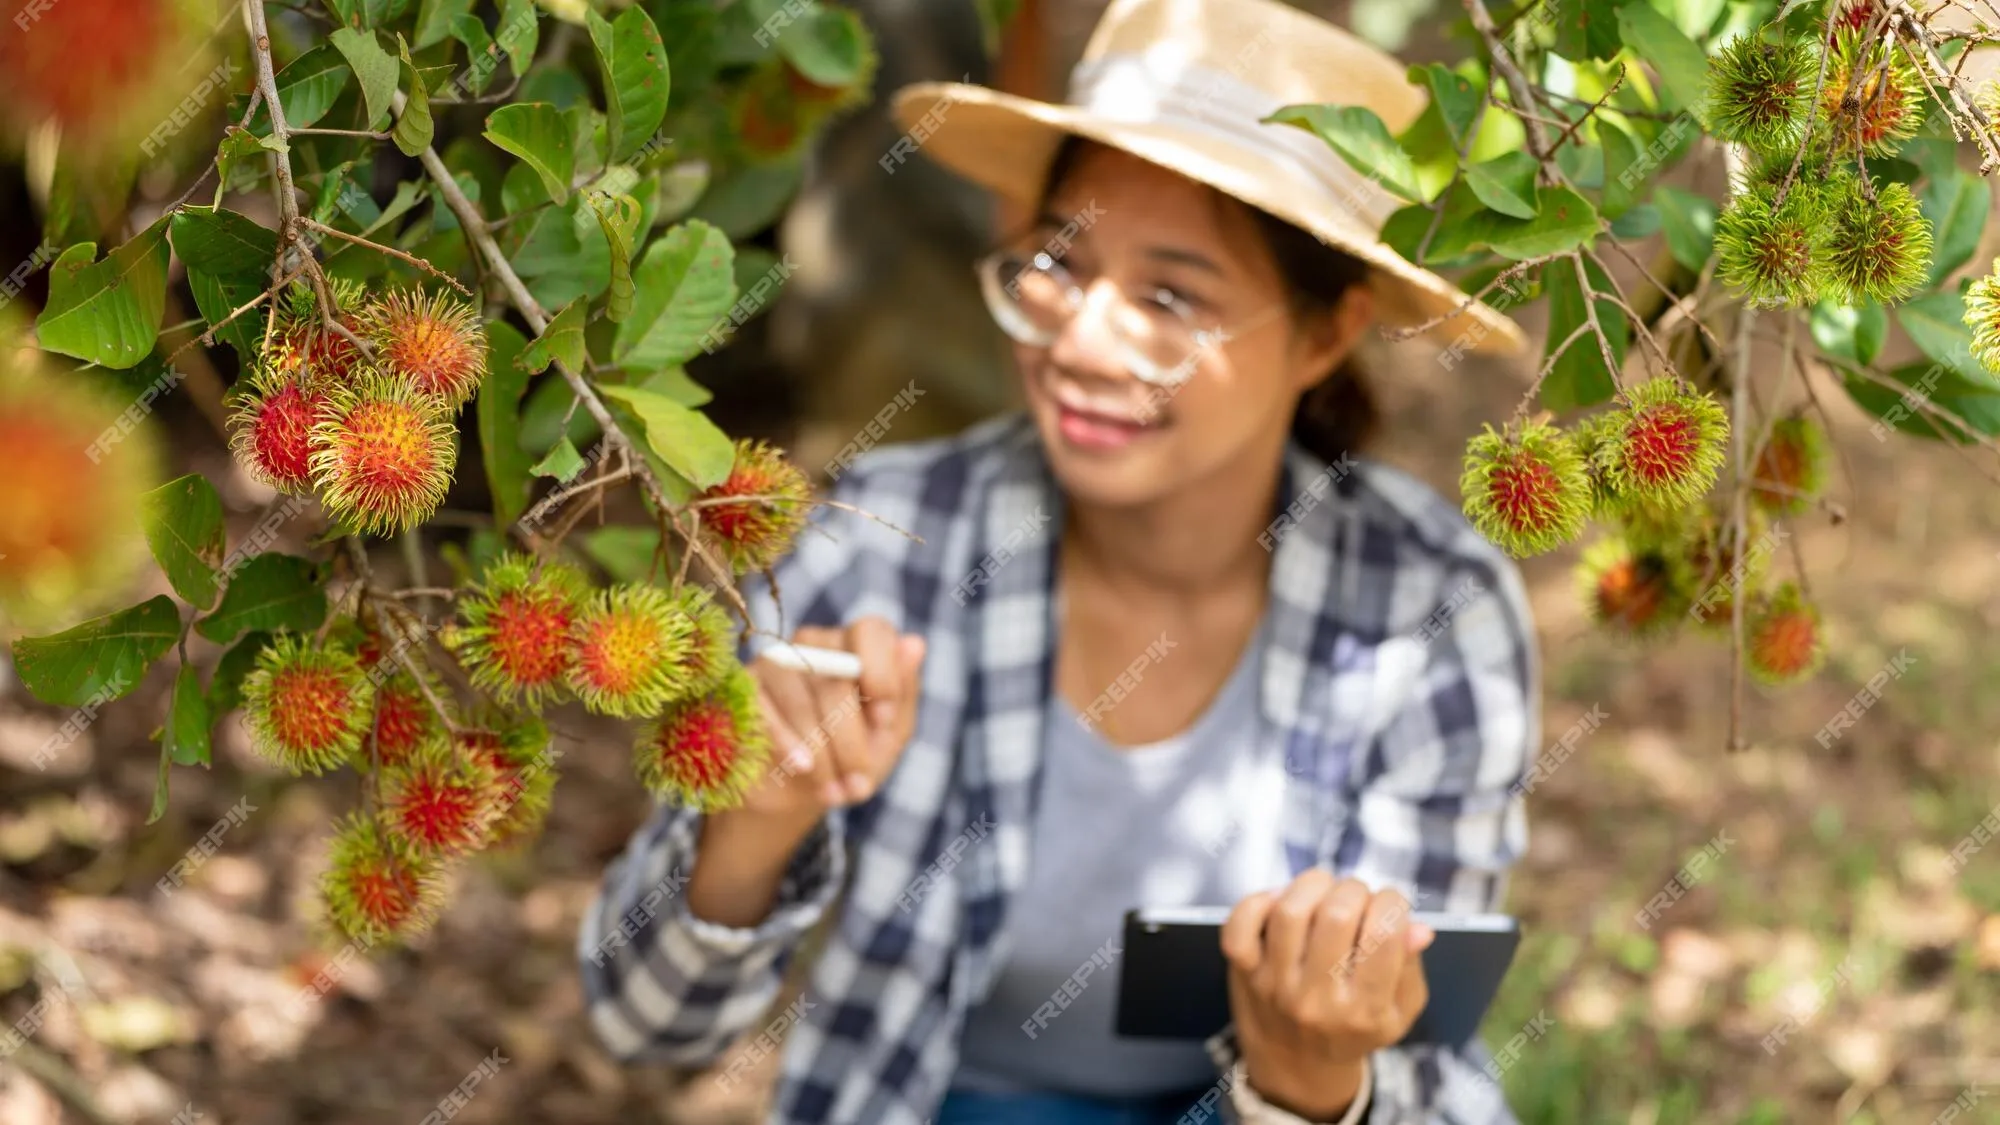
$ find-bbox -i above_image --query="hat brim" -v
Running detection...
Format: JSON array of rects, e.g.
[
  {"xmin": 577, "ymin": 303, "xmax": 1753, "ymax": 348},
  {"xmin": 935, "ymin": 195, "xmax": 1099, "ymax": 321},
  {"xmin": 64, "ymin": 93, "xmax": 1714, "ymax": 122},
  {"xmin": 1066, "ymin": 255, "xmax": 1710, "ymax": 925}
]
[{"xmin": 890, "ymin": 81, "xmax": 1528, "ymax": 359}]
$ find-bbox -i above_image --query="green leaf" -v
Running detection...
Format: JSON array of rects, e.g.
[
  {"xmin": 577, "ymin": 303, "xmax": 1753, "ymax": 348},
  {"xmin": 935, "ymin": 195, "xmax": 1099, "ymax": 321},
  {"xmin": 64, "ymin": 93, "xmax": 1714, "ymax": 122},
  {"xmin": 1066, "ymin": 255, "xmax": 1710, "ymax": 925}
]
[
  {"xmin": 588, "ymin": 5, "xmax": 671, "ymax": 164},
  {"xmin": 1896, "ymin": 288, "xmax": 1996, "ymax": 387},
  {"xmin": 1608, "ymin": 202, "xmax": 1661, "ymax": 239},
  {"xmin": 148, "ymin": 743, "xmax": 173, "ymax": 825},
  {"xmin": 1541, "ymin": 256, "xmax": 1627, "ymax": 411},
  {"xmin": 589, "ymin": 192, "xmax": 643, "ymax": 322},
  {"xmin": 690, "ymin": 158, "xmax": 804, "ymax": 239},
  {"xmin": 518, "ymin": 373, "xmax": 601, "ymax": 455},
  {"xmin": 168, "ymin": 207, "xmax": 277, "ymax": 276},
  {"xmin": 581, "ymin": 526, "xmax": 663, "ymax": 584},
  {"xmin": 214, "ymin": 128, "xmax": 267, "ymax": 196},
  {"xmin": 496, "ymin": 0, "xmax": 542, "ymax": 74},
  {"xmin": 1265, "ymin": 104, "xmax": 1424, "ymax": 203},
  {"xmin": 1618, "ymin": 5, "xmax": 1708, "ymax": 118},
  {"xmin": 613, "ymin": 220, "xmax": 737, "ymax": 369},
  {"xmin": 1598, "ymin": 118, "xmax": 1642, "ymax": 220},
  {"xmin": 448, "ymin": 13, "xmax": 497, "ymax": 94},
  {"xmin": 774, "ymin": 5, "xmax": 873, "ymax": 87},
  {"xmin": 140, "ymin": 475, "xmax": 226, "ymax": 609},
  {"xmin": 1408, "ymin": 63, "xmax": 1483, "ymax": 148},
  {"xmin": 163, "ymin": 663, "xmax": 211, "ymax": 768},
  {"xmin": 485, "ymin": 102, "xmax": 574, "ymax": 205},
  {"xmin": 596, "ymin": 385, "xmax": 736, "ymax": 488},
  {"xmin": 1810, "ymin": 300, "xmax": 1888, "ymax": 366},
  {"xmin": 1843, "ymin": 360, "xmax": 2000, "ymax": 442},
  {"xmin": 517, "ymin": 297, "xmax": 589, "ymax": 374},
  {"xmin": 639, "ymin": 365, "xmax": 713, "ymax": 407},
  {"xmin": 186, "ymin": 268, "xmax": 264, "ymax": 364},
  {"xmin": 1919, "ymin": 160, "xmax": 1988, "ymax": 287},
  {"xmin": 393, "ymin": 35, "xmax": 435, "ymax": 157},
  {"xmin": 36, "ymin": 215, "xmax": 171, "ymax": 370},
  {"xmin": 1552, "ymin": 0, "xmax": 1625, "ymax": 61},
  {"xmin": 1483, "ymin": 186, "xmax": 1600, "ymax": 260},
  {"xmin": 1654, "ymin": 186, "xmax": 1718, "ymax": 272},
  {"xmin": 478, "ymin": 321, "xmax": 535, "ymax": 528},
  {"xmin": 414, "ymin": 0, "xmax": 472, "ymax": 49},
  {"xmin": 330, "ymin": 26, "xmax": 398, "ymax": 127},
  {"xmin": 1464, "ymin": 151, "xmax": 1541, "ymax": 220},
  {"xmin": 532, "ymin": 437, "xmax": 587, "ymax": 480},
  {"xmin": 205, "ymin": 631, "xmax": 271, "ymax": 717},
  {"xmin": 195, "ymin": 554, "xmax": 327, "ymax": 644},
  {"xmin": 11, "ymin": 597, "xmax": 180, "ymax": 707},
  {"xmin": 265, "ymin": 44, "xmax": 354, "ymax": 132}
]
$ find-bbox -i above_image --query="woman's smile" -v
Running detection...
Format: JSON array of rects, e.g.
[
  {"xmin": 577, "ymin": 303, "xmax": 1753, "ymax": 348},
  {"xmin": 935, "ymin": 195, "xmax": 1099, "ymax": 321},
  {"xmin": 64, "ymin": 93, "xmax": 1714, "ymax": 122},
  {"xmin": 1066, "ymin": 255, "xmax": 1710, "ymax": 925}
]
[{"xmin": 1050, "ymin": 381, "xmax": 1168, "ymax": 452}]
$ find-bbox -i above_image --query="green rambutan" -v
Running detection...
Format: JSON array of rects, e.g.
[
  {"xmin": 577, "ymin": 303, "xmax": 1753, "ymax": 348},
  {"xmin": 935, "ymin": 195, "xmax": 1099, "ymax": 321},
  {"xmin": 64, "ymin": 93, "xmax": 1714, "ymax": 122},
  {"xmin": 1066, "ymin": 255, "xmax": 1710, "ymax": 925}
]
[
  {"xmin": 1576, "ymin": 537, "xmax": 1692, "ymax": 638},
  {"xmin": 1746, "ymin": 582, "xmax": 1825, "ymax": 684},
  {"xmin": 670, "ymin": 585, "xmax": 739, "ymax": 696},
  {"xmin": 308, "ymin": 371, "xmax": 458, "ymax": 536},
  {"xmin": 228, "ymin": 367, "xmax": 327, "ymax": 495},
  {"xmin": 379, "ymin": 736, "xmax": 502, "ymax": 858},
  {"xmin": 1459, "ymin": 421, "xmax": 1592, "ymax": 558},
  {"xmin": 1750, "ymin": 415, "xmax": 1830, "ymax": 516},
  {"xmin": 456, "ymin": 713, "xmax": 557, "ymax": 849},
  {"xmin": 1820, "ymin": 27, "xmax": 1926, "ymax": 158},
  {"xmin": 1964, "ymin": 260, "xmax": 2000, "ymax": 374},
  {"xmin": 695, "ymin": 439, "xmax": 812, "ymax": 575},
  {"xmin": 1716, "ymin": 181, "xmax": 1834, "ymax": 309},
  {"xmin": 1597, "ymin": 377, "xmax": 1731, "ymax": 509},
  {"xmin": 358, "ymin": 290, "xmax": 488, "ymax": 408},
  {"xmin": 1820, "ymin": 176, "xmax": 1932, "ymax": 306},
  {"xmin": 633, "ymin": 665, "xmax": 771, "ymax": 811},
  {"xmin": 454, "ymin": 553, "xmax": 590, "ymax": 708},
  {"xmin": 320, "ymin": 813, "xmax": 445, "ymax": 946},
  {"xmin": 240, "ymin": 634, "xmax": 375, "ymax": 776},
  {"xmin": 565, "ymin": 584, "xmax": 696, "ymax": 717},
  {"xmin": 1706, "ymin": 34, "xmax": 1818, "ymax": 157}
]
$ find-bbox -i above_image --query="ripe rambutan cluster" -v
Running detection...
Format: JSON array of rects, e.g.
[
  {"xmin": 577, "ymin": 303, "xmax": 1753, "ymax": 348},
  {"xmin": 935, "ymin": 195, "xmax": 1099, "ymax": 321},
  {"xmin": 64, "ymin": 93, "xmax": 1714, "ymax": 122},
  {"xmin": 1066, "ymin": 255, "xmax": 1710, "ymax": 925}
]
[
  {"xmin": 696, "ymin": 439, "xmax": 814, "ymax": 575},
  {"xmin": 241, "ymin": 635, "xmax": 375, "ymax": 775},
  {"xmin": 226, "ymin": 284, "xmax": 484, "ymax": 535}
]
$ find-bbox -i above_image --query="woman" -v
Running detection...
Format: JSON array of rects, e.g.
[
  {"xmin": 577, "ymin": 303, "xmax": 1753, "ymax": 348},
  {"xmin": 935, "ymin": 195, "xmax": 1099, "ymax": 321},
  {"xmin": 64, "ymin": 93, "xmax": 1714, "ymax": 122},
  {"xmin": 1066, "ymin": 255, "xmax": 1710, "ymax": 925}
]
[{"xmin": 580, "ymin": 0, "xmax": 1539, "ymax": 1122}]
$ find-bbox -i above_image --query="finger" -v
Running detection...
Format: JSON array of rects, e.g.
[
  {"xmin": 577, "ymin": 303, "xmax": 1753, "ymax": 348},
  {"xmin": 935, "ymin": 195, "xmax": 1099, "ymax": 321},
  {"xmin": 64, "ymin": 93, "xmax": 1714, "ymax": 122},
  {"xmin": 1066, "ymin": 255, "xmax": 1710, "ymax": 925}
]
[
  {"xmin": 750, "ymin": 675, "xmax": 831, "ymax": 800},
  {"xmin": 886, "ymin": 634, "xmax": 927, "ymax": 756},
  {"xmin": 1349, "ymin": 890, "xmax": 1412, "ymax": 1014},
  {"xmin": 806, "ymin": 671, "xmax": 875, "ymax": 803},
  {"xmin": 1391, "ymin": 938, "xmax": 1430, "ymax": 1040},
  {"xmin": 754, "ymin": 660, "xmax": 838, "ymax": 803},
  {"xmin": 1260, "ymin": 869, "xmax": 1334, "ymax": 996},
  {"xmin": 1300, "ymin": 877, "xmax": 1370, "ymax": 986},
  {"xmin": 1221, "ymin": 891, "xmax": 1278, "ymax": 976},
  {"xmin": 846, "ymin": 617, "xmax": 901, "ymax": 729}
]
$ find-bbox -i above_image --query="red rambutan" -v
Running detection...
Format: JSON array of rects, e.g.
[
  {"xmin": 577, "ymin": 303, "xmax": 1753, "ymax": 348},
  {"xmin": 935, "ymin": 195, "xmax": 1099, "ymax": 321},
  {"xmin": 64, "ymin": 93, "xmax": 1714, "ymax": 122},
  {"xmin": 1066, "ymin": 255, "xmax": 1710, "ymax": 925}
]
[
  {"xmin": 1750, "ymin": 415, "xmax": 1829, "ymax": 517},
  {"xmin": 320, "ymin": 814, "xmax": 445, "ymax": 946},
  {"xmin": 228, "ymin": 367, "xmax": 326, "ymax": 495},
  {"xmin": 453, "ymin": 553, "xmax": 589, "ymax": 707},
  {"xmin": 633, "ymin": 665, "xmax": 771, "ymax": 811},
  {"xmin": 1747, "ymin": 583, "xmax": 1825, "ymax": 685},
  {"xmin": 358, "ymin": 290, "xmax": 488, "ymax": 408},
  {"xmin": 368, "ymin": 670, "xmax": 438, "ymax": 770},
  {"xmin": 1459, "ymin": 421, "xmax": 1591, "ymax": 558},
  {"xmin": 670, "ymin": 585, "xmax": 738, "ymax": 696},
  {"xmin": 1576, "ymin": 537, "xmax": 1691, "ymax": 638},
  {"xmin": 240, "ymin": 635, "xmax": 374, "ymax": 775},
  {"xmin": 379, "ymin": 737, "xmax": 502, "ymax": 858},
  {"xmin": 1597, "ymin": 377, "xmax": 1730, "ymax": 509},
  {"xmin": 308, "ymin": 371, "xmax": 457, "ymax": 536},
  {"xmin": 455, "ymin": 714, "xmax": 557, "ymax": 849},
  {"xmin": 694, "ymin": 439, "xmax": 812, "ymax": 575},
  {"xmin": 566, "ymin": 584, "xmax": 696, "ymax": 718}
]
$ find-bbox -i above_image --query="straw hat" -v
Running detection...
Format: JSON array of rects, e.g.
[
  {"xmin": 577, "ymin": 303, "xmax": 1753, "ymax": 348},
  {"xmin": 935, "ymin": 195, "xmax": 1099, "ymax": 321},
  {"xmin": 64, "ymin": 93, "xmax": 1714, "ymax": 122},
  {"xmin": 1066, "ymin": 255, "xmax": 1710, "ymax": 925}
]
[{"xmin": 888, "ymin": 0, "xmax": 1528, "ymax": 357}]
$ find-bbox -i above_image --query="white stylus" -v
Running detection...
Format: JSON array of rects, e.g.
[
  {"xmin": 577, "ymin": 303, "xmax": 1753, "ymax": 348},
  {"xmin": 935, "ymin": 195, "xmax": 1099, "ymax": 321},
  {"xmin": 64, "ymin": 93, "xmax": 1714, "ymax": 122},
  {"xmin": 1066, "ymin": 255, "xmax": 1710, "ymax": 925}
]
[{"xmin": 757, "ymin": 643, "xmax": 865, "ymax": 680}]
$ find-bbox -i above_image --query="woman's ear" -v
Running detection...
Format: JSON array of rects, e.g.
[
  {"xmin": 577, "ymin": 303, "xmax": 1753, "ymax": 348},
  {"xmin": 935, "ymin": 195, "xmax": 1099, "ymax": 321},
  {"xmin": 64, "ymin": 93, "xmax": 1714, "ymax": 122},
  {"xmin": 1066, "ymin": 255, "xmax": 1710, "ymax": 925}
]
[{"xmin": 1289, "ymin": 282, "xmax": 1376, "ymax": 395}]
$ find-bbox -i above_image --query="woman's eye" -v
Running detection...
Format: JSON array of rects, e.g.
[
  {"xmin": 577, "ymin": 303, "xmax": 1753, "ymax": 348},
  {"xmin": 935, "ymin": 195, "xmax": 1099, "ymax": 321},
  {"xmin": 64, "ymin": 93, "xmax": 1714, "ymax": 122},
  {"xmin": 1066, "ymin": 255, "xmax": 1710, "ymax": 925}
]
[{"xmin": 1143, "ymin": 286, "xmax": 1200, "ymax": 320}]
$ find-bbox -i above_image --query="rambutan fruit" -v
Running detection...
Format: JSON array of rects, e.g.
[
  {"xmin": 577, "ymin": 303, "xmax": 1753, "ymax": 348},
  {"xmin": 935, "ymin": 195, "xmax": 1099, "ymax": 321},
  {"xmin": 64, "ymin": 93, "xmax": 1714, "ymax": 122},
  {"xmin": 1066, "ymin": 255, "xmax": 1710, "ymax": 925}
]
[
  {"xmin": 1716, "ymin": 181, "xmax": 1833, "ymax": 309},
  {"xmin": 1829, "ymin": 0, "xmax": 1881, "ymax": 38},
  {"xmin": 1706, "ymin": 34, "xmax": 1818, "ymax": 157},
  {"xmin": 1820, "ymin": 27, "xmax": 1925, "ymax": 158},
  {"xmin": 1685, "ymin": 513, "xmax": 1771, "ymax": 631},
  {"xmin": 367, "ymin": 668, "xmax": 440, "ymax": 770},
  {"xmin": 565, "ymin": 584, "xmax": 696, "ymax": 718},
  {"xmin": 670, "ymin": 585, "xmax": 739, "ymax": 696},
  {"xmin": 357, "ymin": 290, "xmax": 488, "ymax": 408},
  {"xmin": 266, "ymin": 282, "xmax": 368, "ymax": 384},
  {"xmin": 1746, "ymin": 582, "xmax": 1825, "ymax": 684},
  {"xmin": 380, "ymin": 736, "xmax": 502, "ymax": 858},
  {"xmin": 633, "ymin": 665, "xmax": 772, "ymax": 811},
  {"xmin": 733, "ymin": 65, "xmax": 806, "ymax": 160},
  {"xmin": 454, "ymin": 553, "xmax": 590, "ymax": 707},
  {"xmin": 0, "ymin": 341, "xmax": 158, "ymax": 634},
  {"xmin": 320, "ymin": 814, "xmax": 445, "ymax": 946},
  {"xmin": 0, "ymin": 0, "xmax": 205, "ymax": 156},
  {"xmin": 240, "ymin": 635, "xmax": 375, "ymax": 776},
  {"xmin": 1750, "ymin": 415, "xmax": 1829, "ymax": 516},
  {"xmin": 1459, "ymin": 421, "xmax": 1592, "ymax": 558},
  {"xmin": 694, "ymin": 440, "xmax": 813, "ymax": 575},
  {"xmin": 228, "ymin": 367, "xmax": 326, "ymax": 495},
  {"xmin": 1964, "ymin": 260, "xmax": 2000, "ymax": 374},
  {"xmin": 455, "ymin": 714, "xmax": 557, "ymax": 849},
  {"xmin": 308, "ymin": 371, "xmax": 457, "ymax": 537},
  {"xmin": 1597, "ymin": 377, "xmax": 1731, "ymax": 509},
  {"xmin": 1821, "ymin": 176, "xmax": 1932, "ymax": 306},
  {"xmin": 1576, "ymin": 537, "xmax": 1692, "ymax": 639}
]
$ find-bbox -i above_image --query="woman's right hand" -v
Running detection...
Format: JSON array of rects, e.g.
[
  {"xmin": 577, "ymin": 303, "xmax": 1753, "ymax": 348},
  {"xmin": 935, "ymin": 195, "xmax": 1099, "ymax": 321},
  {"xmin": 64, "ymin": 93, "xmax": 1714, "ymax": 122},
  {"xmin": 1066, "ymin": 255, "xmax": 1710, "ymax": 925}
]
[{"xmin": 728, "ymin": 616, "xmax": 927, "ymax": 831}]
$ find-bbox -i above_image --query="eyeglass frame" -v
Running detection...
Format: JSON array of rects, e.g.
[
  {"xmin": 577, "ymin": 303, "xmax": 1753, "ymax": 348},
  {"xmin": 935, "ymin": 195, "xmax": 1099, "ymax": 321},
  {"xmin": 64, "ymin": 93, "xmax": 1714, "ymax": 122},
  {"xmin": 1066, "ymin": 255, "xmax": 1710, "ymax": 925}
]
[{"xmin": 973, "ymin": 247, "xmax": 1286, "ymax": 389}]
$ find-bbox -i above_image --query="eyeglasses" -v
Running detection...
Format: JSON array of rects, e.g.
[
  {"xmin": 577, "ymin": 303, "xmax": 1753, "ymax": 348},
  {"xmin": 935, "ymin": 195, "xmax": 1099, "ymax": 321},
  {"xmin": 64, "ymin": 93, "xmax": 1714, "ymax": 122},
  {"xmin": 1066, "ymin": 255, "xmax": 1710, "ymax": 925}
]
[{"xmin": 974, "ymin": 248, "xmax": 1283, "ymax": 388}]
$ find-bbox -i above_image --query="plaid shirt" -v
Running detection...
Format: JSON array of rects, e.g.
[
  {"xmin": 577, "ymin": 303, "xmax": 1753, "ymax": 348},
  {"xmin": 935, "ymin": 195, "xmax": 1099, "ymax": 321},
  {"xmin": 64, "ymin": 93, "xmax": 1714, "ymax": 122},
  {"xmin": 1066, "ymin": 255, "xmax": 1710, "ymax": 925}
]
[{"xmin": 580, "ymin": 413, "xmax": 1538, "ymax": 1124}]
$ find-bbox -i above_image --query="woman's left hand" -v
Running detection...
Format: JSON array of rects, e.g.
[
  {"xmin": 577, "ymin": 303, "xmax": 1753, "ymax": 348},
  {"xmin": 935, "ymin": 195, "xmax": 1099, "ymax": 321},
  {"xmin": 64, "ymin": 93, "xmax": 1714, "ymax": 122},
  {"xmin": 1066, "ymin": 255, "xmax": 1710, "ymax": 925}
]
[{"xmin": 1220, "ymin": 870, "xmax": 1434, "ymax": 1120}]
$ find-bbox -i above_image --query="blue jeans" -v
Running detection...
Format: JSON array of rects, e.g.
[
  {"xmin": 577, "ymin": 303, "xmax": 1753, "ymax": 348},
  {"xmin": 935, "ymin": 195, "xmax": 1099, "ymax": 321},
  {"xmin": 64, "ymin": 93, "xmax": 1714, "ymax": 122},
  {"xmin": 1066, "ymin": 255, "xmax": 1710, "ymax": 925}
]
[{"xmin": 935, "ymin": 1086, "xmax": 1213, "ymax": 1125}]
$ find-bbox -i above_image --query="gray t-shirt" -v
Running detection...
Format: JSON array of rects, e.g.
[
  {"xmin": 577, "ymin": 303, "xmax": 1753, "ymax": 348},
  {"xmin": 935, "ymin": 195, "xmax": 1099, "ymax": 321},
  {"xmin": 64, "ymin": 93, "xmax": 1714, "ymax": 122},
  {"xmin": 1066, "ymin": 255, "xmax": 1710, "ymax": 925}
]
[{"xmin": 951, "ymin": 625, "xmax": 1290, "ymax": 1098}]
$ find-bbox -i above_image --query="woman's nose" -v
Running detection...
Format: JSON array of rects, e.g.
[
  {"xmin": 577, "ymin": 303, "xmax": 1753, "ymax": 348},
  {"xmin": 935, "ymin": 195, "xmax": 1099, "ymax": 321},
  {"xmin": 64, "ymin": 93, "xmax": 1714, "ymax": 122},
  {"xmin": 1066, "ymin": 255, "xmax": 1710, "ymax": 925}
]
[{"xmin": 1045, "ymin": 278, "xmax": 1135, "ymax": 384}]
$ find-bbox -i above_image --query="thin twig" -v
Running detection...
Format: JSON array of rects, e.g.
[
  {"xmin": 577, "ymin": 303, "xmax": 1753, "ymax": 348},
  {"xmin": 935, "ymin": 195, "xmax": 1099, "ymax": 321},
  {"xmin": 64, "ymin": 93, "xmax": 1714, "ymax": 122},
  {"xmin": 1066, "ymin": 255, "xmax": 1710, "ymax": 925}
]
[{"xmin": 300, "ymin": 217, "xmax": 474, "ymax": 295}]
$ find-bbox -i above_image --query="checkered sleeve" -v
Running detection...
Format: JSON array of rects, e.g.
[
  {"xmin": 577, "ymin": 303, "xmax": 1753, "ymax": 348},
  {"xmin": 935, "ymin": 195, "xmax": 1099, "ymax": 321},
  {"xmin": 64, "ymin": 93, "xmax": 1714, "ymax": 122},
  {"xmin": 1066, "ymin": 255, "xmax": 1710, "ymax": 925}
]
[{"xmin": 1345, "ymin": 550, "xmax": 1538, "ymax": 1125}]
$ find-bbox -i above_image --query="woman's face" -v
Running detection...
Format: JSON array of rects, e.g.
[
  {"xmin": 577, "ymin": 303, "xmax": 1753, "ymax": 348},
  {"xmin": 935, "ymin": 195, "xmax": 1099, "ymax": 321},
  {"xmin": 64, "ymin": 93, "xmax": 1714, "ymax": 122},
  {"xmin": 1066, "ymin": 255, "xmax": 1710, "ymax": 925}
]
[{"xmin": 1012, "ymin": 146, "xmax": 1373, "ymax": 510}]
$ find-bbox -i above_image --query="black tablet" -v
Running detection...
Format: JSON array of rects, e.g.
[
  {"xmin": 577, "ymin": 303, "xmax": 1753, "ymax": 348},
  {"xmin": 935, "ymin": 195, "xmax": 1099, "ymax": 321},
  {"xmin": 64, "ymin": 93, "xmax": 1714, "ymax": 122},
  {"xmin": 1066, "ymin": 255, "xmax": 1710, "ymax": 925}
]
[{"xmin": 1113, "ymin": 906, "xmax": 1521, "ymax": 1047}]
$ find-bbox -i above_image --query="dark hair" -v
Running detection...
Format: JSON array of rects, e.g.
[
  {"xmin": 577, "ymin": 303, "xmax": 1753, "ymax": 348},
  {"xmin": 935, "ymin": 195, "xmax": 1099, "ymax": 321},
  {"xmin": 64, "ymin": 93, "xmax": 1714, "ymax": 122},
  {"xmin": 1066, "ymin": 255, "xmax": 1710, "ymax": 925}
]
[{"xmin": 1032, "ymin": 138, "xmax": 1379, "ymax": 462}]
